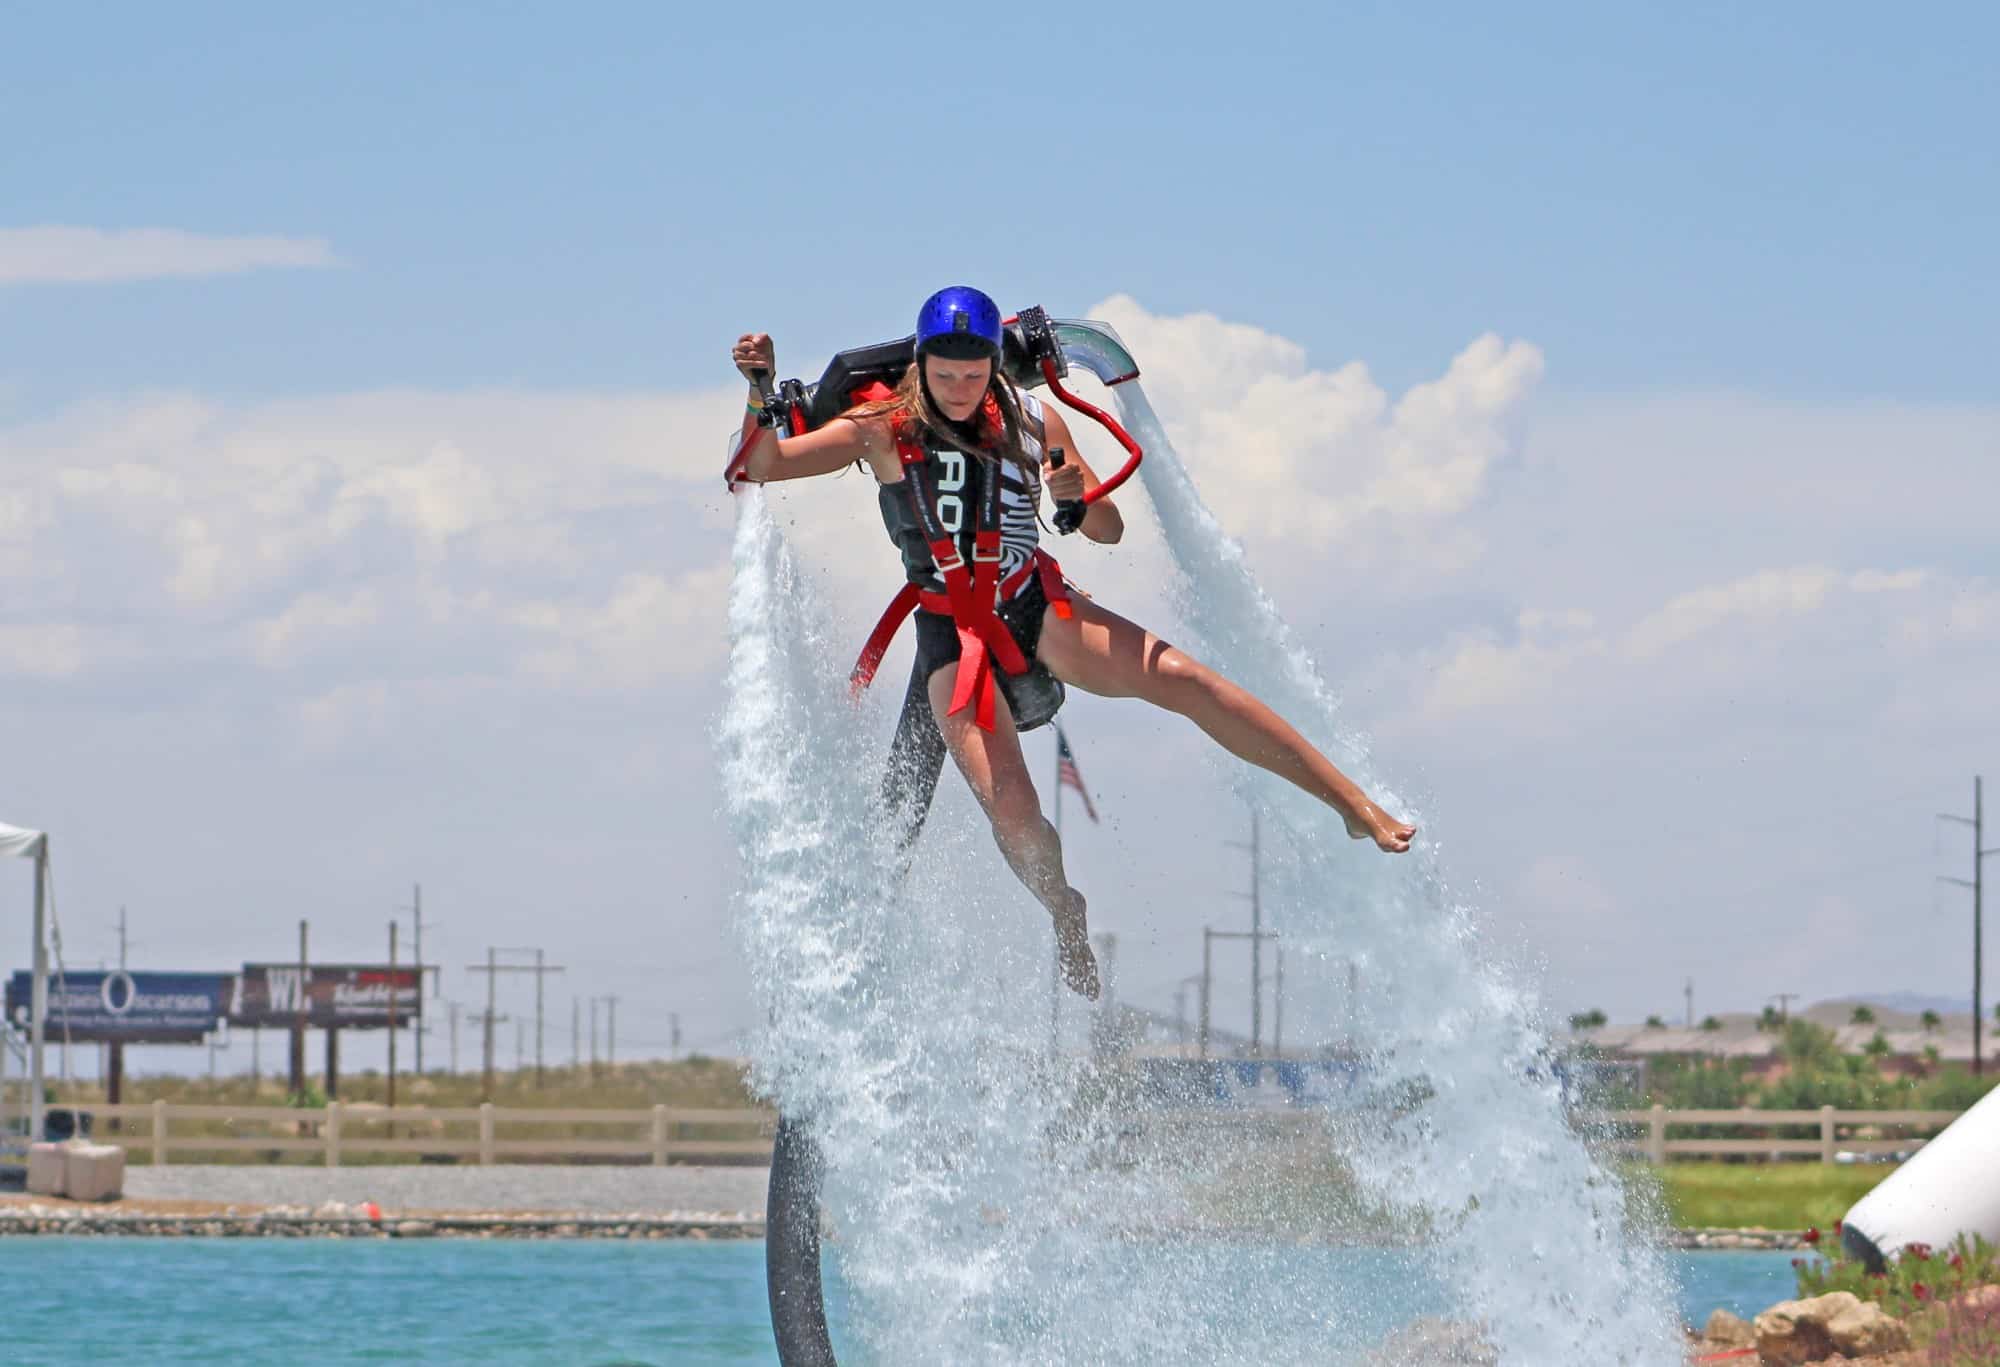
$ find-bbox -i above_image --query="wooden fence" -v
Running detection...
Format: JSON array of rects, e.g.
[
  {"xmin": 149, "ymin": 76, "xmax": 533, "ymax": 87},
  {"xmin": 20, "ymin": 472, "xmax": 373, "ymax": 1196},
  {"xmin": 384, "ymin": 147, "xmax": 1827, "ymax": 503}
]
[
  {"xmin": 2, "ymin": 1101, "xmax": 776, "ymax": 1167},
  {"xmin": 1597, "ymin": 1106, "xmax": 1959, "ymax": 1164},
  {"xmin": 2, "ymin": 1102, "xmax": 1965, "ymax": 1167}
]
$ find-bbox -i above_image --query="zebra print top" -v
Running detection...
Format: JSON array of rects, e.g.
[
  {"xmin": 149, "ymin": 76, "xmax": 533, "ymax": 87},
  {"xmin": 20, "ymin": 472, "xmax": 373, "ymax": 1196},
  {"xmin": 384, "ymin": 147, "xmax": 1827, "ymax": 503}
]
[{"xmin": 877, "ymin": 390, "xmax": 1047, "ymax": 599}]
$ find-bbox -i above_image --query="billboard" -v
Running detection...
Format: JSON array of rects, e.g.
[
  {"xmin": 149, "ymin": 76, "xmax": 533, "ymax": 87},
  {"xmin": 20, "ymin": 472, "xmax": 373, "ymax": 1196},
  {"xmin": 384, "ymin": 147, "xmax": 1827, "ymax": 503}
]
[
  {"xmin": 4, "ymin": 970, "xmax": 232, "ymax": 1043},
  {"xmin": 230, "ymin": 964, "xmax": 421, "ymax": 1029}
]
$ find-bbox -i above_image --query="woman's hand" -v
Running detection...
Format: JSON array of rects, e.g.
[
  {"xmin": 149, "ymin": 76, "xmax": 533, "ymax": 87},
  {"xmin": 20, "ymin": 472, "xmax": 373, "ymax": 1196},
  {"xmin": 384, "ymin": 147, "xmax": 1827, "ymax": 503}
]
[
  {"xmin": 1045, "ymin": 457, "xmax": 1086, "ymax": 505},
  {"xmin": 733, "ymin": 333, "xmax": 775, "ymax": 382}
]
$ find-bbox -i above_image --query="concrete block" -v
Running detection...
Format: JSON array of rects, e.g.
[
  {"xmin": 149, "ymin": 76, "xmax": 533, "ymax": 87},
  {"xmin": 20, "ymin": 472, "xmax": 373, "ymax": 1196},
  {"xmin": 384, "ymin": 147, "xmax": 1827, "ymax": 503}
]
[
  {"xmin": 25, "ymin": 1142, "xmax": 67, "ymax": 1196},
  {"xmin": 64, "ymin": 1142, "xmax": 125, "ymax": 1201}
]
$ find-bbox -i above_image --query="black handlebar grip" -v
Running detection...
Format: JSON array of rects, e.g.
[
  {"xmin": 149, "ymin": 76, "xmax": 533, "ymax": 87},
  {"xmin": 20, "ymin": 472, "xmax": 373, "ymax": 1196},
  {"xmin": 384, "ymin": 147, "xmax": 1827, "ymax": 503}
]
[{"xmin": 1049, "ymin": 447, "xmax": 1086, "ymax": 535}]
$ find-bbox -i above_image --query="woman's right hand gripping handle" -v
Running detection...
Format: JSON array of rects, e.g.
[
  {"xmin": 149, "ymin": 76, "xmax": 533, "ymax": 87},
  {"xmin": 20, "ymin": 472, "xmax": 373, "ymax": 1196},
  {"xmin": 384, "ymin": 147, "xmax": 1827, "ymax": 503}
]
[{"xmin": 725, "ymin": 333, "xmax": 776, "ymax": 489}]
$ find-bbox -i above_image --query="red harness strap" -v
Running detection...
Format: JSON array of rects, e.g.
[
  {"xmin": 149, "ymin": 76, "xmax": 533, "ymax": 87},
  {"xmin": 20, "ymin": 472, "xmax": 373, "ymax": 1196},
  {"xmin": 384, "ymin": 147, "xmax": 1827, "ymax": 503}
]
[
  {"xmin": 847, "ymin": 406, "xmax": 1073, "ymax": 730},
  {"xmin": 848, "ymin": 549, "xmax": 1075, "ymax": 712}
]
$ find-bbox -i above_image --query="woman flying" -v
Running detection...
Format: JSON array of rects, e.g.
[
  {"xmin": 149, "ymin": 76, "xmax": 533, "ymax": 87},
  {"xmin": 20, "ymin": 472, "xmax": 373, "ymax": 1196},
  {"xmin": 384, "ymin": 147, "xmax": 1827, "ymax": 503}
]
[{"xmin": 729, "ymin": 286, "xmax": 1415, "ymax": 1000}]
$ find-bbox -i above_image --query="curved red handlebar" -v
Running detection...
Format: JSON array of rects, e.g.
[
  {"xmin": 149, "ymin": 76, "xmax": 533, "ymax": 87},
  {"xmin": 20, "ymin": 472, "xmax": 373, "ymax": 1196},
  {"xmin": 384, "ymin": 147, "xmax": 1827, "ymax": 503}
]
[{"xmin": 1040, "ymin": 358, "xmax": 1143, "ymax": 505}]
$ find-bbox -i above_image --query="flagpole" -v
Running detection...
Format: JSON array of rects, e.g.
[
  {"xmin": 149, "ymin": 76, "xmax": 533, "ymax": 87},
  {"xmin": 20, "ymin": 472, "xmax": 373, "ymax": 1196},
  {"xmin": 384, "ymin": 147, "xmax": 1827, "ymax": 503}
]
[{"xmin": 1049, "ymin": 729, "xmax": 1063, "ymax": 1060}]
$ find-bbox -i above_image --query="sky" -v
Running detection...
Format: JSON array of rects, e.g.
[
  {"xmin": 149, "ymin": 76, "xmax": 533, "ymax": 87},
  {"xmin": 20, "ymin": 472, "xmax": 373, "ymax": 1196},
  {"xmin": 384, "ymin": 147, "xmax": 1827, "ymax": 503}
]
[{"xmin": 3, "ymin": 4, "xmax": 1997, "ymax": 1077}]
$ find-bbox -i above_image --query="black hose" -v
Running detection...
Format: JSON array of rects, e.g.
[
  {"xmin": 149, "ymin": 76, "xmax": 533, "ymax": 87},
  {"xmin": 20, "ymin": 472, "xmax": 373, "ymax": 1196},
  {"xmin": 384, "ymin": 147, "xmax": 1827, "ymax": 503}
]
[{"xmin": 767, "ymin": 1115, "xmax": 838, "ymax": 1366}]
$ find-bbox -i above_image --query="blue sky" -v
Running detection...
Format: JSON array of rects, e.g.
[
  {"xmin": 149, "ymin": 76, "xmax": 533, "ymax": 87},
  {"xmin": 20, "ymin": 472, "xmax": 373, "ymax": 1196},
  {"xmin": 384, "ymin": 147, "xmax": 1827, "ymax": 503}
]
[
  {"xmin": 6, "ymin": 4, "xmax": 1995, "ymax": 409},
  {"xmin": 4, "ymin": 5, "xmax": 1998, "ymax": 1075}
]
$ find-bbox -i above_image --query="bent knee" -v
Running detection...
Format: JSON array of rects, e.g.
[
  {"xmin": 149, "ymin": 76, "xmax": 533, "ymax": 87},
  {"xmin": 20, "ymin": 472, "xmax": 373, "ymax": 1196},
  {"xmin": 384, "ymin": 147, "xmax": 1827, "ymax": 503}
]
[{"xmin": 1148, "ymin": 649, "xmax": 1227, "ymax": 712}]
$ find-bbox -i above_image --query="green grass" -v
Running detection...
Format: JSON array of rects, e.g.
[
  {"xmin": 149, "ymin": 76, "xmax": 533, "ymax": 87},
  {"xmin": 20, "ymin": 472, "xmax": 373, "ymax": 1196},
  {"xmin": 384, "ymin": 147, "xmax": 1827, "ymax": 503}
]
[{"xmin": 1629, "ymin": 1161, "xmax": 1896, "ymax": 1231}]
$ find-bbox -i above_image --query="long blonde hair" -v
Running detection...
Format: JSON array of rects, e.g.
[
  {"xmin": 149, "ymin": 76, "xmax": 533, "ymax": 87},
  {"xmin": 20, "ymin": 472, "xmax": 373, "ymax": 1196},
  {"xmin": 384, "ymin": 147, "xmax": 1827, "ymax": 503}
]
[{"xmin": 844, "ymin": 360, "xmax": 1035, "ymax": 474}]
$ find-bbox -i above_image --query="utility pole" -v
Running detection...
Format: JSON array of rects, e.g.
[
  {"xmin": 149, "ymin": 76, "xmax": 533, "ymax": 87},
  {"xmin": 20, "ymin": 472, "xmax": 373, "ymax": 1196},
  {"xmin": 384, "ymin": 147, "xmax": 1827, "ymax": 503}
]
[
  {"xmin": 471, "ymin": 948, "xmax": 497, "ymax": 1100},
  {"xmin": 1274, "ymin": 945, "xmax": 1285, "ymax": 1057},
  {"xmin": 1175, "ymin": 974, "xmax": 1203, "ymax": 1057},
  {"xmin": 469, "ymin": 1006, "xmax": 509, "ymax": 1095},
  {"xmin": 1941, "ymin": 776, "xmax": 1997, "ymax": 1075},
  {"xmin": 1200, "ymin": 929, "xmax": 1213, "ymax": 1059},
  {"xmin": 1200, "ymin": 925, "xmax": 1280, "ymax": 1060},
  {"xmin": 465, "ymin": 949, "xmax": 565, "ymax": 1098},
  {"xmin": 590, "ymin": 997, "xmax": 600, "ymax": 1077},
  {"xmin": 387, "ymin": 920, "xmax": 399, "ymax": 1110},
  {"xmin": 291, "ymin": 919, "xmax": 309, "ymax": 1096},
  {"xmin": 572, "ymin": 997, "xmax": 581, "ymax": 1072},
  {"xmin": 1770, "ymin": 993, "xmax": 1800, "ymax": 1024},
  {"xmin": 396, "ymin": 883, "xmax": 434, "ymax": 1075},
  {"xmin": 604, "ymin": 995, "xmax": 619, "ymax": 1072},
  {"xmin": 1685, "ymin": 978, "xmax": 1695, "ymax": 1030},
  {"xmin": 670, "ymin": 1013, "xmax": 681, "ymax": 1060},
  {"xmin": 1225, "ymin": 809, "xmax": 1264, "ymax": 1053},
  {"xmin": 116, "ymin": 907, "xmax": 128, "ymax": 968},
  {"xmin": 448, "ymin": 1001, "xmax": 461, "ymax": 1075}
]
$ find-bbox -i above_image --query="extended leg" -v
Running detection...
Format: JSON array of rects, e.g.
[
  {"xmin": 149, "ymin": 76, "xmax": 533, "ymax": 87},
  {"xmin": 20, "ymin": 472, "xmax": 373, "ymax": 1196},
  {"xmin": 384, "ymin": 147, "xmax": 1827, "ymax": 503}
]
[
  {"xmin": 1037, "ymin": 596, "xmax": 1415, "ymax": 852},
  {"xmin": 926, "ymin": 665, "xmax": 1099, "ymax": 999}
]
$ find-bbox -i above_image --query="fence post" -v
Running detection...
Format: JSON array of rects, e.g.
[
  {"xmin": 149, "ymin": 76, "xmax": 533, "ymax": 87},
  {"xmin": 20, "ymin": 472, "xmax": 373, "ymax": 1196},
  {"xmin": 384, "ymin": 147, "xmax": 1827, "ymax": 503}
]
[
  {"xmin": 326, "ymin": 1101, "xmax": 343, "ymax": 1168},
  {"xmin": 1646, "ymin": 1104, "xmax": 1667, "ymax": 1165},
  {"xmin": 1820, "ymin": 1105, "xmax": 1837, "ymax": 1165},
  {"xmin": 479, "ymin": 1102, "xmax": 495, "ymax": 1166},
  {"xmin": 152, "ymin": 1098, "xmax": 169, "ymax": 1166},
  {"xmin": 652, "ymin": 1105, "xmax": 669, "ymax": 1167}
]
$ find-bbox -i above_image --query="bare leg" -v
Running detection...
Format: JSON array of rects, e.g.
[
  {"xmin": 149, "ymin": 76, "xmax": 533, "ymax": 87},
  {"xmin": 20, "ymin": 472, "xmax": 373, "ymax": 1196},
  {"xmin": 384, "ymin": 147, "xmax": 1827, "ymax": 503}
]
[
  {"xmin": 1037, "ymin": 596, "xmax": 1416, "ymax": 853},
  {"xmin": 927, "ymin": 666, "xmax": 1100, "ymax": 998}
]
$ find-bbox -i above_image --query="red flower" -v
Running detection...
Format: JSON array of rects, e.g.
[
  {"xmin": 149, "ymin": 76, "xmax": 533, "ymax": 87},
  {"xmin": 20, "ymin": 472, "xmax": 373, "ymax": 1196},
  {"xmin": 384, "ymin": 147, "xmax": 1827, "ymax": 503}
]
[
  {"xmin": 1906, "ymin": 1242, "xmax": 1934, "ymax": 1261},
  {"xmin": 1803, "ymin": 1227, "xmax": 1822, "ymax": 1245},
  {"xmin": 1833, "ymin": 1219, "xmax": 1843, "ymax": 1235},
  {"xmin": 1950, "ymin": 1253, "xmax": 1965, "ymax": 1270},
  {"xmin": 1912, "ymin": 1283, "xmax": 1931, "ymax": 1301}
]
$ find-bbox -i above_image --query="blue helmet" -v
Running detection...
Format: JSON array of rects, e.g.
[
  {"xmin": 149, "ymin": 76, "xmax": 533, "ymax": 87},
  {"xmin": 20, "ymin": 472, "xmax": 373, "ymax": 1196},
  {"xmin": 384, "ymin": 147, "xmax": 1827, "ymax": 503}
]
[{"xmin": 915, "ymin": 286, "xmax": 1004, "ymax": 361}]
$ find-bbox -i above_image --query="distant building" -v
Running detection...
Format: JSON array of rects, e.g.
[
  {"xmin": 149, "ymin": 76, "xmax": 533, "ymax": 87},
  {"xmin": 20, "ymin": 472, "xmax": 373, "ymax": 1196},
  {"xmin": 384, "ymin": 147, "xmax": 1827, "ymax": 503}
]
[{"xmin": 1564, "ymin": 1000, "xmax": 1987, "ymax": 1078}]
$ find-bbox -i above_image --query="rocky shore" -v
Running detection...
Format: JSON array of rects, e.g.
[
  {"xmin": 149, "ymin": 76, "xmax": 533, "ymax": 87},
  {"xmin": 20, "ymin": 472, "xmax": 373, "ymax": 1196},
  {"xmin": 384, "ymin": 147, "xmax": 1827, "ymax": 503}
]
[{"xmin": 0, "ymin": 1196, "xmax": 762, "ymax": 1239}]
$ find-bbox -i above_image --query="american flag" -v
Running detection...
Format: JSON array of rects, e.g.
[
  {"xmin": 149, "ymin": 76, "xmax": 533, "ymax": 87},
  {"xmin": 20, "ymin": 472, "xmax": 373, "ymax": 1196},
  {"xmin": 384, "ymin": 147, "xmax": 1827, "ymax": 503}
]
[{"xmin": 1055, "ymin": 725, "xmax": 1099, "ymax": 824}]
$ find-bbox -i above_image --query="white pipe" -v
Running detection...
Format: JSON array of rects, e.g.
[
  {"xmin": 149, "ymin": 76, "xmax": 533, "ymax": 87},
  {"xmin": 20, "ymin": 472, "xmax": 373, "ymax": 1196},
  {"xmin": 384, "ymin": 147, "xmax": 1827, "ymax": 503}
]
[{"xmin": 1842, "ymin": 1081, "xmax": 2000, "ymax": 1268}]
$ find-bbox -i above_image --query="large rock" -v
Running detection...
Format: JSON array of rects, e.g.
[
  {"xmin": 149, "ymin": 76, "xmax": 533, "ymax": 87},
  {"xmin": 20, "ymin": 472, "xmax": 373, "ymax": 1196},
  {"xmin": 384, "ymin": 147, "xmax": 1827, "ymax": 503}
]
[
  {"xmin": 1699, "ymin": 1307, "xmax": 1755, "ymax": 1350},
  {"xmin": 25, "ymin": 1143, "xmax": 67, "ymax": 1197},
  {"xmin": 1362, "ymin": 1317, "xmax": 1496, "ymax": 1366},
  {"xmin": 1754, "ymin": 1291, "xmax": 1909, "ymax": 1364},
  {"xmin": 63, "ymin": 1143, "xmax": 125, "ymax": 1201}
]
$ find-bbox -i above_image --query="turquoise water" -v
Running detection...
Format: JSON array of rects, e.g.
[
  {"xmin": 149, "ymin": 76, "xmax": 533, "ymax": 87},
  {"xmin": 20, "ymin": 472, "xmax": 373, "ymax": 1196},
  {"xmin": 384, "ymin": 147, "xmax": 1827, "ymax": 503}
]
[{"xmin": 0, "ymin": 1240, "xmax": 1798, "ymax": 1364}]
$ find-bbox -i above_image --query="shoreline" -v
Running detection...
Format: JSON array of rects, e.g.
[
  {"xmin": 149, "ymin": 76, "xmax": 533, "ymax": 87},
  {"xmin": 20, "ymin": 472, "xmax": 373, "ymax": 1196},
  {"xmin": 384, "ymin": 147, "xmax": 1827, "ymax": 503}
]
[{"xmin": 0, "ymin": 1196, "xmax": 1808, "ymax": 1247}]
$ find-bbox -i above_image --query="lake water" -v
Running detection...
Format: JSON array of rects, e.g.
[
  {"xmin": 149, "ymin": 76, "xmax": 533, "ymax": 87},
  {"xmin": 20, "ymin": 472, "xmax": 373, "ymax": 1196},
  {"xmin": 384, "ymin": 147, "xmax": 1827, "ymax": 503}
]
[{"xmin": 0, "ymin": 1239, "xmax": 1800, "ymax": 1364}]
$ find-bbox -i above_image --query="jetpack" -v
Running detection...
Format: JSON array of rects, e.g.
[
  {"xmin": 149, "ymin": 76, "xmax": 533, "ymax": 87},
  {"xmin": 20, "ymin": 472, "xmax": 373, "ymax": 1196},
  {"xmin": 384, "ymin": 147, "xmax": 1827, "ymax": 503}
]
[{"xmin": 730, "ymin": 310, "xmax": 1146, "ymax": 1367}]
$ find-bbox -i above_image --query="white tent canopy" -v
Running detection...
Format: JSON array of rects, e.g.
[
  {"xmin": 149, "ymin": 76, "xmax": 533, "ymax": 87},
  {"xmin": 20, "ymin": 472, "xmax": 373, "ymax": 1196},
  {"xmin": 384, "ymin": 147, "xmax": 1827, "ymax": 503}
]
[{"xmin": 1, "ymin": 820, "xmax": 51, "ymax": 1144}]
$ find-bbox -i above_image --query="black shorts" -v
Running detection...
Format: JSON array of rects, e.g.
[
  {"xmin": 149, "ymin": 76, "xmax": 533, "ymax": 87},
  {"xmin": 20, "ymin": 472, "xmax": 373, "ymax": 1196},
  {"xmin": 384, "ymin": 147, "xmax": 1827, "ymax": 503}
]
[{"xmin": 912, "ymin": 575, "xmax": 1066, "ymax": 732}]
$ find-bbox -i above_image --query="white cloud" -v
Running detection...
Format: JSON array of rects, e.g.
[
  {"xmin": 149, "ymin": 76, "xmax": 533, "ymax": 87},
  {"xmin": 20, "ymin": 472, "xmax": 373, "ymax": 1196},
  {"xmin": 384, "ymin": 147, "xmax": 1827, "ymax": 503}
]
[
  {"xmin": 0, "ymin": 226, "xmax": 338, "ymax": 285},
  {"xmin": 0, "ymin": 624, "xmax": 89, "ymax": 678},
  {"xmin": 1082, "ymin": 295, "xmax": 1545, "ymax": 575}
]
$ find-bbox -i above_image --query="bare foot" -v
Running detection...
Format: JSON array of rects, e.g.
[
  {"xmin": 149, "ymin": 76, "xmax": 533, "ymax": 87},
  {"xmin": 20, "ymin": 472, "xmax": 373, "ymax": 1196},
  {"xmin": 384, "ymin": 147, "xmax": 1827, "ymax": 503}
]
[
  {"xmin": 1343, "ymin": 801, "xmax": 1417, "ymax": 854},
  {"xmin": 1050, "ymin": 890, "xmax": 1100, "ymax": 1000}
]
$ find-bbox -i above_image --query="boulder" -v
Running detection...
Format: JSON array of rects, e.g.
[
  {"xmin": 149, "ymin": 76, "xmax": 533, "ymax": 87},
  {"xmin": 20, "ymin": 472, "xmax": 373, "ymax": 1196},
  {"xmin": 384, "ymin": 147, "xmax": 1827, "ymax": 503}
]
[
  {"xmin": 1362, "ymin": 1317, "xmax": 1497, "ymax": 1366},
  {"xmin": 1700, "ymin": 1307, "xmax": 1755, "ymax": 1349},
  {"xmin": 1754, "ymin": 1291, "xmax": 1909, "ymax": 1365},
  {"xmin": 63, "ymin": 1143, "xmax": 125, "ymax": 1201},
  {"xmin": 25, "ymin": 1142, "xmax": 67, "ymax": 1197}
]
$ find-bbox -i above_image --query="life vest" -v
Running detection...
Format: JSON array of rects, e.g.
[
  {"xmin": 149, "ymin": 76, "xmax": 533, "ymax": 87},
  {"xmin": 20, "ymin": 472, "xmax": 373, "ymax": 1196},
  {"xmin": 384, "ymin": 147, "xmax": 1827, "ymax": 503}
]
[{"xmin": 847, "ymin": 385, "xmax": 1074, "ymax": 732}]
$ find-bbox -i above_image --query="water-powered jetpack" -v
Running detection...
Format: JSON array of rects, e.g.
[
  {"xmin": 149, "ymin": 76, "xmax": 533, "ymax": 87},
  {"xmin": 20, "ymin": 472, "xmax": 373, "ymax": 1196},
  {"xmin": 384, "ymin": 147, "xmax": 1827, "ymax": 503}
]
[
  {"xmin": 1840, "ymin": 1081, "xmax": 2000, "ymax": 1272},
  {"xmin": 736, "ymin": 309, "xmax": 1143, "ymax": 1367}
]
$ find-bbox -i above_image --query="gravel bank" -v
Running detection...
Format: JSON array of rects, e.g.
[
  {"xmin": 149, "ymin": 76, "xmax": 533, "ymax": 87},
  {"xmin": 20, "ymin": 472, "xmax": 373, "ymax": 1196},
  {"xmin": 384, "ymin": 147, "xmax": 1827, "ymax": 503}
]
[{"xmin": 119, "ymin": 1164, "xmax": 769, "ymax": 1217}]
